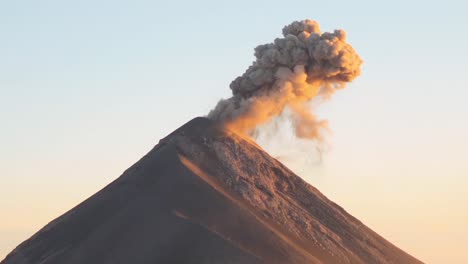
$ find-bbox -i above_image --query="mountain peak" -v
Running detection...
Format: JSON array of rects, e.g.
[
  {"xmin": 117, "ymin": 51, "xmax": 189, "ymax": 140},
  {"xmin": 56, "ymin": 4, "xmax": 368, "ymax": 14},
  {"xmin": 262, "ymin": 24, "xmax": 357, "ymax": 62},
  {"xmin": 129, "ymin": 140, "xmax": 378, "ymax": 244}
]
[
  {"xmin": 162, "ymin": 117, "xmax": 215, "ymax": 139},
  {"xmin": 1, "ymin": 117, "xmax": 422, "ymax": 264}
]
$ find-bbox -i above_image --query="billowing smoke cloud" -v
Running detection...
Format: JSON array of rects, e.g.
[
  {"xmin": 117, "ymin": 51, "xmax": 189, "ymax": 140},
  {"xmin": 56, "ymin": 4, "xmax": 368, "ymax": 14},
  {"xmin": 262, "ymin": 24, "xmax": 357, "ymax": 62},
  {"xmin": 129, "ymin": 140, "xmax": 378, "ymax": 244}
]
[{"xmin": 208, "ymin": 19, "xmax": 362, "ymax": 142}]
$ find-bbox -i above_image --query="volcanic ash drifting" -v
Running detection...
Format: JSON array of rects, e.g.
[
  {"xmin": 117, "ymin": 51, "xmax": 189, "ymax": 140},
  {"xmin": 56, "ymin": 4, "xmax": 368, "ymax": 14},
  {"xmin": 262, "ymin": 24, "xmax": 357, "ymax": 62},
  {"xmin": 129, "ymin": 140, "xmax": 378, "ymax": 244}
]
[{"xmin": 208, "ymin": 19, "xmax": 362, "ymax": 142}]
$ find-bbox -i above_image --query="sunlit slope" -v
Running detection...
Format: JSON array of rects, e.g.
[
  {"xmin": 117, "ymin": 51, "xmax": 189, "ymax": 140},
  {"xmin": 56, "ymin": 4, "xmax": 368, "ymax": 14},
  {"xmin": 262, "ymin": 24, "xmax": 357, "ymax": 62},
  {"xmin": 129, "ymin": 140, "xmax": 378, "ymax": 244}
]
[{"xmin": 1, "ymin": 117, "xmax": 422, "ymax": 264}]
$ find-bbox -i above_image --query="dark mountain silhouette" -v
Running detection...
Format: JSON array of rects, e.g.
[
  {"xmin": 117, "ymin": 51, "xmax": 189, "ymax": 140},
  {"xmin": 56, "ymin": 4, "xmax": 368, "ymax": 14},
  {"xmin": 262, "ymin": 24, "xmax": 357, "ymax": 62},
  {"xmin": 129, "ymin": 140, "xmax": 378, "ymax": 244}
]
[{"xmin": 1, "ymin": 117, "xmax": 422, "ymax": 264}]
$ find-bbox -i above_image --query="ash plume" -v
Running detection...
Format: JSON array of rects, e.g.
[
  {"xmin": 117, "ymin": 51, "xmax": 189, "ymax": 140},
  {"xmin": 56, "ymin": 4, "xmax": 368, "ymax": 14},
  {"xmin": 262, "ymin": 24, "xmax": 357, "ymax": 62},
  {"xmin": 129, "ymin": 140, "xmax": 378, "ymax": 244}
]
[{"xmin": 208, "ymin": 19, "xmax": 362, "ymax": 142}]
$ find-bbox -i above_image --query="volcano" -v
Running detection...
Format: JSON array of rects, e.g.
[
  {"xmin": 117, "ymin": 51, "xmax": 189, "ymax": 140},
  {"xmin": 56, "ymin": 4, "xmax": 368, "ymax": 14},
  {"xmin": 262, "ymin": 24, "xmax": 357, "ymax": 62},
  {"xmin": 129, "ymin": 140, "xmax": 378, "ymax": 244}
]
[{"xmin": 1, "ymin": 117, "xmax": 421, "ymax": 264}]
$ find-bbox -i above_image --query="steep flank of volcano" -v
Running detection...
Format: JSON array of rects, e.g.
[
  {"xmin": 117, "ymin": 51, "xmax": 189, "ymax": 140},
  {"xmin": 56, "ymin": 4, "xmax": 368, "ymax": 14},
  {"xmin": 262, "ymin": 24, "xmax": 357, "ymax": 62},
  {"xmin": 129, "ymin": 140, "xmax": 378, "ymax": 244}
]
[{"xmin": 1, "ymin": 117, "xmax": 421, "ymax": 264}]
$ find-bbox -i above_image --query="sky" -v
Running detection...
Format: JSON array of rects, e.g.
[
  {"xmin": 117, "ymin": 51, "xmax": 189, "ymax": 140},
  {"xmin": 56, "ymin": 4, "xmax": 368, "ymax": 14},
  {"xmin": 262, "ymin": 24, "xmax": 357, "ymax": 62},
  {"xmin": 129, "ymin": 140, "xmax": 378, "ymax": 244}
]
[{"xmin": 1, "ymin": 0, "xmax": 467, "ymax": 262}]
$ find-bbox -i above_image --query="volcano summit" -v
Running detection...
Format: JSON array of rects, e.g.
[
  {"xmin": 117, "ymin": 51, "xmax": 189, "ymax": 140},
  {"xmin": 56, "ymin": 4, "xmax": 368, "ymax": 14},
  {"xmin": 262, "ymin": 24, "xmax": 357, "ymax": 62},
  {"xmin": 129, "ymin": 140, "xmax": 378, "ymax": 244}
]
[{"xmin": 1, "ymin": 117, "xmax": 421, "ymax": 264}]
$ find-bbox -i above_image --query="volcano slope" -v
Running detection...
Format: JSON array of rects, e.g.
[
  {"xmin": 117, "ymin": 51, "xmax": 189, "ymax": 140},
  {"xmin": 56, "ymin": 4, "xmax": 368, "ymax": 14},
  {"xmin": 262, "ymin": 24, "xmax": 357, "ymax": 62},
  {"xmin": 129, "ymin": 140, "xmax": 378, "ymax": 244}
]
[{"xmin": 1, "ymin": 117, "xmax": 422, "ymax": 264}]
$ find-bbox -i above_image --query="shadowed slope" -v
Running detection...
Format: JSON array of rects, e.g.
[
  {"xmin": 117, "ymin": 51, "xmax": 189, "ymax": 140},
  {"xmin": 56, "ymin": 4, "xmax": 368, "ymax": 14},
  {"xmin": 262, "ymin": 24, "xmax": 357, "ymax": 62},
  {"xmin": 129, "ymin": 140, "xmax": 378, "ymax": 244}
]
[{"xmin": 1, "ymin": 117, "xmax": 422, "ymax": 264}]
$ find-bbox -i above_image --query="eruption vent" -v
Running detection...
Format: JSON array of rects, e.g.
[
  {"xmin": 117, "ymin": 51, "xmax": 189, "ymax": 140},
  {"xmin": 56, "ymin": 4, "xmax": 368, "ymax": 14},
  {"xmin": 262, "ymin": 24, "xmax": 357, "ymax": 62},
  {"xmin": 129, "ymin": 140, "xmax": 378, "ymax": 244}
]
[{"xmin": 208, "ymin": 19, "xmax": 362, "ymax": 141}]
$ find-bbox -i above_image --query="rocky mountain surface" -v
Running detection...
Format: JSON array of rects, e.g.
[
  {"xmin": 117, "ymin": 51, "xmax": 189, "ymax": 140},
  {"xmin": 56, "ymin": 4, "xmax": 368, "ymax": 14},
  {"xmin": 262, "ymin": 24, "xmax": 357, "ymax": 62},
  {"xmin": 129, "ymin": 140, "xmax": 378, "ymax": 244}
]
[{"xmin": 1, "ymin": 117, "xmax": 422, "ymax": 264}]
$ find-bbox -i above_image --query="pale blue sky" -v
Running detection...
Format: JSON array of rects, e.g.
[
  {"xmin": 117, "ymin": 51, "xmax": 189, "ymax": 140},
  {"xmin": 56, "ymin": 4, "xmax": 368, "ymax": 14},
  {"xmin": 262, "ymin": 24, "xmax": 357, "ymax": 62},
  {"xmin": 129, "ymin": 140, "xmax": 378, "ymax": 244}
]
[{"xmin": 1, "ymin": 0, "xmax": 467, "ymax": 263}]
